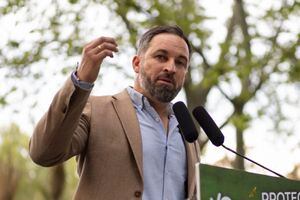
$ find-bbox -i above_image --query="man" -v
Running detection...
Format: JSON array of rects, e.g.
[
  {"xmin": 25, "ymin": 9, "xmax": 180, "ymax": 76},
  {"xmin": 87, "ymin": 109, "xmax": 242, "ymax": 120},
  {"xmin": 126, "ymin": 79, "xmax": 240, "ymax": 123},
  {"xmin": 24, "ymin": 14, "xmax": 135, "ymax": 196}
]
[{"xmin": 29, "ymin": 25, "xmax": 199, "ymax": 199}]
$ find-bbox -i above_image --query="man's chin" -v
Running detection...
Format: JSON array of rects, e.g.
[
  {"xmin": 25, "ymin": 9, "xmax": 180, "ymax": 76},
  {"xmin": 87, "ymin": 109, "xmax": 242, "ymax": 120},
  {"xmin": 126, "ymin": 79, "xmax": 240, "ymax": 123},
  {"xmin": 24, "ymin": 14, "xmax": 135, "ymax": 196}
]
[
  {"xmin": 153, "ymin": 87, "xmax": 179, "ymax": 102},
  {"xmin": 156, "ymin": 82, "xmax": 175, "ymax": 90}
]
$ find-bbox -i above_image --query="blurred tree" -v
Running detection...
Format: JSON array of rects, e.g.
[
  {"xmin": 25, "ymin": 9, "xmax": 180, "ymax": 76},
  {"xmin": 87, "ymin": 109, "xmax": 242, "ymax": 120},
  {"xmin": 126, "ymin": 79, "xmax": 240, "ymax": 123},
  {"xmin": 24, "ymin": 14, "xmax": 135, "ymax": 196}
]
[
  {"xmin": 0, "ymin": 1, "xmax": 299, "ymax": 198},
  {"xmin": 0, "ymin": 124, "xmax": 78, "ymax": 200},
  {"xmin": 96, "ymin": 0, "xmax": 300, "ymax": 170},
  {"xmin": 0, "ymin": 124, "xmax": 26, "ymax": 199},
  {"xmin": 288, "ymin": 164, "xmax": 300, "ymax": 179},
  {"xmin": 212, "ymin": 0, "xmax": 300, "ymax": 169},
  {"xmin": 50, "ymin": 164, "xmax": 65, "ymax": 200}
]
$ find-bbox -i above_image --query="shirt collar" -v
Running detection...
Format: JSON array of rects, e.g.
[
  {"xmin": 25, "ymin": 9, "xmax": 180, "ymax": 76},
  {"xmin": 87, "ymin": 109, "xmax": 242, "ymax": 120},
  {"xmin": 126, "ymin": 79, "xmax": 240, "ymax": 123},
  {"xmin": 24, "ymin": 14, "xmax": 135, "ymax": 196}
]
[{"xmin": 126, "ymin": 86, "xmax": 174, "ymax": 116}]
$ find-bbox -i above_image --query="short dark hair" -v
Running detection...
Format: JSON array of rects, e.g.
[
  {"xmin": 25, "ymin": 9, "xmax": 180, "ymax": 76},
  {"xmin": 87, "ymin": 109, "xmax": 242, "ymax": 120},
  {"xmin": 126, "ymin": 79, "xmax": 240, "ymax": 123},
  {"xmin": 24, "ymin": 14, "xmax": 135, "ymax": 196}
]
[{"xmin": 137, "ymin": 25, "xmax": 192, "ymax": 58}]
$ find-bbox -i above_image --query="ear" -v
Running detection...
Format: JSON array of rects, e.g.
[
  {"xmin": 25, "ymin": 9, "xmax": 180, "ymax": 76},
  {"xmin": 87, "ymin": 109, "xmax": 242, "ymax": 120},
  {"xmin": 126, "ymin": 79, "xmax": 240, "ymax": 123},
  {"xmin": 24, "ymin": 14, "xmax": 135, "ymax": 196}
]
[{"xmin": 132, "ymin": 55, "xmax": 141, "ymax": 73}]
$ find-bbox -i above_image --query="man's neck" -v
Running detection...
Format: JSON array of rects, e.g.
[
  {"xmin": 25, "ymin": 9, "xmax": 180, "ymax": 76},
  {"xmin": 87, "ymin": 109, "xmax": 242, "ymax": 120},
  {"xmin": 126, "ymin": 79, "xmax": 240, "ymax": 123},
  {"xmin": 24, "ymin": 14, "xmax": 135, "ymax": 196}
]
[
  {"xmin": 147, "ymin": 96, "xmax": 171, "ymax": 134},
  {"xmin": 149, "ymin": 98, "xmax": 169, "ymax": 116},
  {"xmin": 132, "ymin": 86, "xmax": 171, "ymax": 134}
]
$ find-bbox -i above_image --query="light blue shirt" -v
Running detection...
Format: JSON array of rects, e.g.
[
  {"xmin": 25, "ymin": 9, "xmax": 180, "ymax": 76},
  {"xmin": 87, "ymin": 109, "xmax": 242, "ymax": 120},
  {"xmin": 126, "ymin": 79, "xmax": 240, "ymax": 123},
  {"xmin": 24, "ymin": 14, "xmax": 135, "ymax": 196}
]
[{"xmin": 127, "ymin": 87, "xmax": 187, "ymax": 200}]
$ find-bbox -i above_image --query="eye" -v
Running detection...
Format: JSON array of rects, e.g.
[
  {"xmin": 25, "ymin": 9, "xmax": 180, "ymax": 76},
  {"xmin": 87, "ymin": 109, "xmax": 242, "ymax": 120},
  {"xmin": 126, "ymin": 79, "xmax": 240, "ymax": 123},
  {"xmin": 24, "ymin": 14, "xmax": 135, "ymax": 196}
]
[
  {"xmin": 175, "ymin": 59, "xmax": 187, "ymax": 69},
  {"xmin": 155, "ymin": 54, "xmax": 167, "ymax": 62}
]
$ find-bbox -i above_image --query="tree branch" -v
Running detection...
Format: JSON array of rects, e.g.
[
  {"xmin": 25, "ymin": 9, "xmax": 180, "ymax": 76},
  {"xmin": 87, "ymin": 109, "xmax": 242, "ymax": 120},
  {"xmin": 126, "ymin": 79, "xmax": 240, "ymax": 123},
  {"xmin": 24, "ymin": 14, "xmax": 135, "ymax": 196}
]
[
  {"xmin": 216, "ymin": 85, "xmax": 233, "ymax": 102},
  {"xmin": 192, "ymin": 45, "xmax": 211, "ymax": 70}
]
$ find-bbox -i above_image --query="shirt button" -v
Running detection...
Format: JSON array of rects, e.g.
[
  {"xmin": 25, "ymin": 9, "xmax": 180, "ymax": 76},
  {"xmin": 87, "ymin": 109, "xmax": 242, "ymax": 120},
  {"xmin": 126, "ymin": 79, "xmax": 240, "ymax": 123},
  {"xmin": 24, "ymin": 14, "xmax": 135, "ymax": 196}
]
[
  {"xmin": 155, "ymin": 118, "xmax": 160, "ymax": 122},
  {"xmin": 134, "ymin": 191, "xmax": 142, "ymax": 198}
]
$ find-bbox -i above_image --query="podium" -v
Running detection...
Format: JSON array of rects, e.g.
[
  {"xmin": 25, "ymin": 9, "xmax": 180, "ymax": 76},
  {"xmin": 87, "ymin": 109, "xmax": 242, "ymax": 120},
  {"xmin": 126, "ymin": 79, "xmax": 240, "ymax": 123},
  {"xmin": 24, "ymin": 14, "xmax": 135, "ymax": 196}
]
[{"xmin": 196, "ymin": 163, "xmax": 300, "ymax": 200}]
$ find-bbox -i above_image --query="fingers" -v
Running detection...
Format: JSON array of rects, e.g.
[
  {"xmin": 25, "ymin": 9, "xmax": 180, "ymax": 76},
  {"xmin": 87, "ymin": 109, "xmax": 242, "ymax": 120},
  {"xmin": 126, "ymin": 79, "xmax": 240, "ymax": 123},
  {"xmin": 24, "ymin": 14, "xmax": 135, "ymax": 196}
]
[
  {"xmin": 94, "ymin": 42, "xmax": 119, "ymax": 58},
  {"xmin": 89, "ymin": 36, "xmax": 117, "ymax": 49},
  {"xmin": 83, "ymin": 36, "xmax": 118, "ymax": 60},
  {"xmin": 85, "ymin": 36, "xmax": 118, "ymax": 52},
  {"xmin": 76, "ymin": 36, "xmax": 118, "ymax": 83}
]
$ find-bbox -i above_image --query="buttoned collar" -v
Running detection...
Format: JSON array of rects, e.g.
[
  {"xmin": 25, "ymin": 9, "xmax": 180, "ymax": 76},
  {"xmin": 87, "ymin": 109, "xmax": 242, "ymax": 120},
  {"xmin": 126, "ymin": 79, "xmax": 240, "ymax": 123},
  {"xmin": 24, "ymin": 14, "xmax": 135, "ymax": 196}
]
[{"xmin": 126, "ymin": 86, "xmax": 174, "ymax": 116}]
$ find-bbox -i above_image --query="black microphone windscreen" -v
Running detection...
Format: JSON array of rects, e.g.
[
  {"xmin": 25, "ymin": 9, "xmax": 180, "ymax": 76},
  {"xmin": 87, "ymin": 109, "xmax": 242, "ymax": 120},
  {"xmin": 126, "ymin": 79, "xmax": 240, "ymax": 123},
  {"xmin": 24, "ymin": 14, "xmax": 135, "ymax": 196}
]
[
  {"xmin": 192, "ymin": 106, "xmax": 224, "ymax": 146},
  {"xmin": 173, "ymin": 101, "xmax": 199, "ymax": 143}
]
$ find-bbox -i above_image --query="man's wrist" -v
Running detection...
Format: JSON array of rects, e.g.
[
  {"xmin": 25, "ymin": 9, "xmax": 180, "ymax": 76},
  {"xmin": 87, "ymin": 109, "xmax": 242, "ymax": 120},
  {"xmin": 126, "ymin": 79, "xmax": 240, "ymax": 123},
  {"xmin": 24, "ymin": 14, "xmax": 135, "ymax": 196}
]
[{"xmin": 71, "ymin": 71, "xmax": 94, "ymax": 91}]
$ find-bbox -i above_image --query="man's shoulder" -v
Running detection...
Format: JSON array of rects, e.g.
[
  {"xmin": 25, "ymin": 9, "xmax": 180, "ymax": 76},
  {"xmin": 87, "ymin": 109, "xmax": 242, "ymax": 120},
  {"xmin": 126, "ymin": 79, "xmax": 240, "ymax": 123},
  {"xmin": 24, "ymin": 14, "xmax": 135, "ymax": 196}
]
[
  {"xmin": 89, "ymin": 89, "xmax": 130, "ymax": 102},
  {"xmin": 87, "ymin": 89, "xmax": 136, "ymax": 115}
]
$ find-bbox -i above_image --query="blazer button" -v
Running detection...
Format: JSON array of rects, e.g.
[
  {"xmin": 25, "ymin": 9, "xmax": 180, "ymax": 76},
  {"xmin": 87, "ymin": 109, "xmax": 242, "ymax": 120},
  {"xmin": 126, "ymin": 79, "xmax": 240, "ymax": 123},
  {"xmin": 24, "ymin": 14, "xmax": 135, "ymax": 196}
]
[{"xmin": 134, "ymin": 191, "xmax": 142, "ymax": 198}]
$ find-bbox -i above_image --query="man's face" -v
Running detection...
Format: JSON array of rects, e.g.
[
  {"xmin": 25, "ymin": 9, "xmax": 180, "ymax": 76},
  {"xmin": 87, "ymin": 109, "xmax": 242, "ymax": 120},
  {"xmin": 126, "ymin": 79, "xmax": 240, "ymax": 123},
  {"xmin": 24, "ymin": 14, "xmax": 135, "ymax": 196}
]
[{"xmin": 133, "ymin": 33, "xmax": 189, "ymax": 103}]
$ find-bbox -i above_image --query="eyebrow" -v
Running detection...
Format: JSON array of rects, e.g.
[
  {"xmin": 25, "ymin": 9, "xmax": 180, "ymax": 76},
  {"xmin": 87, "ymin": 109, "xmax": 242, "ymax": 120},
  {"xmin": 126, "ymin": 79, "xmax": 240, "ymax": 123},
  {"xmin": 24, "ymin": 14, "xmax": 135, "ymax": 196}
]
[{"xmin": 154, "ymin": 49, "xmax": 188, "ymax": 62}]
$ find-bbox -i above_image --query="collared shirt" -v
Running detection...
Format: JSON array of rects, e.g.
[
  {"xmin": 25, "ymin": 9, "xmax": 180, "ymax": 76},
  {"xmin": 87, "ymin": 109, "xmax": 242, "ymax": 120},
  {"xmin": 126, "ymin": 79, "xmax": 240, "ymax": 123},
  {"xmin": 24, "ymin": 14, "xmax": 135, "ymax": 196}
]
[{"xmin": 127, "ymin": 87, "xmax": 187, "ymax": 200}]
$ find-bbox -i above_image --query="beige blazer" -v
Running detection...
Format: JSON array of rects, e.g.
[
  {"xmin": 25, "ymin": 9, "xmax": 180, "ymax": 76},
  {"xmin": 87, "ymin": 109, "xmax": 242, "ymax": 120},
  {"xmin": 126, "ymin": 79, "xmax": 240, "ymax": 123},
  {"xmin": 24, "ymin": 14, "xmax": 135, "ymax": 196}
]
[{"xmin": 29, "ymin": 77, "xmax": 198, "ymax": 199}]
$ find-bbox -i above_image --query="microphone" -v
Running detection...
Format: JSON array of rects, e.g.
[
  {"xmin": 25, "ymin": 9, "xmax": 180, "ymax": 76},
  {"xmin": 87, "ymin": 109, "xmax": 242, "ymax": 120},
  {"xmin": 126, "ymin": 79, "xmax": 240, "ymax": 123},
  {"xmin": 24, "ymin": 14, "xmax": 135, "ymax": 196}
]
[
  {"xmin": 173, "ymin": 101, "xmax": 199, "ymax": 143},
  {"xmin": 192, "ymin": 105, "xmax": 286, "ymax": 178},
  {"xmin": 192, "ymin": 106, "xmax": 224, "ymax": 146}
]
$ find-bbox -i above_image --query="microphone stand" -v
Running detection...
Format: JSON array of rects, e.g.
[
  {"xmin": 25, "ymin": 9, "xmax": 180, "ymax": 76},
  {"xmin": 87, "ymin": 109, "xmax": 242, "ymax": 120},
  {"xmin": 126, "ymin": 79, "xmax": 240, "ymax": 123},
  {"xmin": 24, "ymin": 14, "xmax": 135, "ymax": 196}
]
[{"xmin": 221, "ymin": 144, "xmax": 286, "ymax": 178}]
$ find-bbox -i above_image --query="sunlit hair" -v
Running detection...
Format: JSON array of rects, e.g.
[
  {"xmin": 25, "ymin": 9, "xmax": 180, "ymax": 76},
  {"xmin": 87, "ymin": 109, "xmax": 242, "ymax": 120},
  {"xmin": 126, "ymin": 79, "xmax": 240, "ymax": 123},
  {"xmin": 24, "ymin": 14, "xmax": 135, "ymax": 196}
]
[{"xmin": 136, "ymin": 25, "xmax": 192, "ymax": 58}]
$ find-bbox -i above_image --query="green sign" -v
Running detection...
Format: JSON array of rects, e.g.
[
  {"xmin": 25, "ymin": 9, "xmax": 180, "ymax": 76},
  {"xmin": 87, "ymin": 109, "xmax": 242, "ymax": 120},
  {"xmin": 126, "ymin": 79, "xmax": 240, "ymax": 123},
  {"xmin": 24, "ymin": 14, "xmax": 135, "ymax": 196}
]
[{"xmin": 198, "ymin": 164, "xmax": 300, "ymax": 200}]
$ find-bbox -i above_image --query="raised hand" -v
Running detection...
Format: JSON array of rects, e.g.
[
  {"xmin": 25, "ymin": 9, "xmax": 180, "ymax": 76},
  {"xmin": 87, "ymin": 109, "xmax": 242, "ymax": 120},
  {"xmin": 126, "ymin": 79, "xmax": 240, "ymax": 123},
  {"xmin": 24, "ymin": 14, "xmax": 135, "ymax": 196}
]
[{"xmin": 76, "ymin": 36, "xmax": 118, "ymax": 83}]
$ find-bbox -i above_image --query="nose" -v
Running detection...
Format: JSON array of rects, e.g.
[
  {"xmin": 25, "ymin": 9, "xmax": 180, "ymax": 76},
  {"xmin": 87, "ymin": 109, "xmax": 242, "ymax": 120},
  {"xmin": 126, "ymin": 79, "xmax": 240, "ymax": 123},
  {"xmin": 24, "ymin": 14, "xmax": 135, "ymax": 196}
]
[{"xmin": 163, "ymin": 59, "xmax": 176, "ymax": 73}]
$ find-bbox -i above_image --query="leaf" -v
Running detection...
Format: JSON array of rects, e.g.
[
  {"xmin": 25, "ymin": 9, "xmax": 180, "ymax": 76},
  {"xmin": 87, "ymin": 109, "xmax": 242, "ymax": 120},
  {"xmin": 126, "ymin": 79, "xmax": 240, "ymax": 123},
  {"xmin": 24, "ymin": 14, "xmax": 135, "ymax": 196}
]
[{"xmin": 8, "ymin": 41, "xmax": 20, "ymax": 48}]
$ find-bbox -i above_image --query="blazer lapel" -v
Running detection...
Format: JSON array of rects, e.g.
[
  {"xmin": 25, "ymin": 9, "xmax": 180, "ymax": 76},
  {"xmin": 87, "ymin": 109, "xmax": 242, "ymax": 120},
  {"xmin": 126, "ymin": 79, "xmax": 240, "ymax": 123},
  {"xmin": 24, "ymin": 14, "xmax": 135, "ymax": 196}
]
[
  {"xmin": 185, "ymin": 141, "xmax": 197, "ymax": 198},
  {"xmin": 111, "ymin": 90, "xmax": 143, "ymax": 180},
  {"xmin": 111, "ymin": 89, "xmax": 197, "ymax": 197}
]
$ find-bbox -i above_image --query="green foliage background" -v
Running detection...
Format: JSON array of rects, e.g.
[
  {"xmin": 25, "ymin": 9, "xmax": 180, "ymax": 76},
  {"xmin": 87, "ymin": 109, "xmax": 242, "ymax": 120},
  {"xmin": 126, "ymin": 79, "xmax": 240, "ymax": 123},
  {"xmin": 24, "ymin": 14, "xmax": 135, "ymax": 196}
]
[{"xmin": 0, "ymin": 0, "xmax": 299, "ymax": 198}]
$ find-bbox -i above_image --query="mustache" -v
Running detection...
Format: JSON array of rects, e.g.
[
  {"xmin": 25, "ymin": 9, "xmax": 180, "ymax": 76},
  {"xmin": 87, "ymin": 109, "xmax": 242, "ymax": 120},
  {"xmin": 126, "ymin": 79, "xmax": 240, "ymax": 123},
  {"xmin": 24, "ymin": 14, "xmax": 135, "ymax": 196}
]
[{"xmin": 156, "ymin": 73, "xmax": 176, "ymax": 86}]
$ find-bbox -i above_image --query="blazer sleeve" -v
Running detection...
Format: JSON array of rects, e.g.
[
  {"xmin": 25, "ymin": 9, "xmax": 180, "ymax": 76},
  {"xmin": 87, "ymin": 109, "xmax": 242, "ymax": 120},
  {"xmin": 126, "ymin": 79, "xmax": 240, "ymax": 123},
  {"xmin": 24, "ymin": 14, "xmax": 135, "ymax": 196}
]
[{"xmin": 29, "ymin": 76, "xmax": 92, "ymax": 167}]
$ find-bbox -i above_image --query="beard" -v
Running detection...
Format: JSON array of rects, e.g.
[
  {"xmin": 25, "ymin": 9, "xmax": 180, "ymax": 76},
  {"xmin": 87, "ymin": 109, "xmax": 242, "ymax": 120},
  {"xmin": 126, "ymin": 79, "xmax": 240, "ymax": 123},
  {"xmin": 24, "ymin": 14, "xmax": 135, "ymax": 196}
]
[{"xmin": 140, "ymin": 67, "xmax": 182, "ymax": 103}]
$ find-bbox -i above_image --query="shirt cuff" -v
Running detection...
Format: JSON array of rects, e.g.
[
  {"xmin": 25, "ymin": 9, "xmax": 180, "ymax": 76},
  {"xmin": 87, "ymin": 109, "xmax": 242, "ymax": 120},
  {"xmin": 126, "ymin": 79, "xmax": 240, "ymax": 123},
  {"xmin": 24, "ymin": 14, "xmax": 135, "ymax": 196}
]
[{"xmin": 71, "ymin": 71, "xmax": 94, "ymax": 91}]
